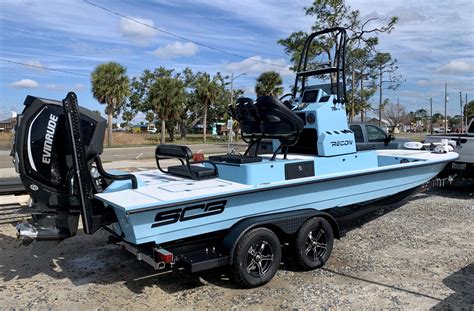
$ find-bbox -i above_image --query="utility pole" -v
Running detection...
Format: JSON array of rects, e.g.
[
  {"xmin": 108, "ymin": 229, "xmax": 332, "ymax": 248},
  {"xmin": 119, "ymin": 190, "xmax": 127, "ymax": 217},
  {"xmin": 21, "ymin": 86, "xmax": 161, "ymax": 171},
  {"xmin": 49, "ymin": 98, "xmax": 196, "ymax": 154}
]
[
  {"xmin": 228, "ymin": 72, "xmax": 234, "ymax": 153},
  {"xmin": 444, "ymin": 83, "xmax": 448, "ymax": 134},
  {"xmin": 466, "ymin": 93, "xmax": 469, "ymax": 132},
  {"xmin": 429, "ymin": 97, "xmax": 433, "ymax": 134},
  {"xmin": 459, "ymin": 92, "xmax": 463, "ymax": 133},
  {"xmin": 227, "ymin": 72, "xmax": 246, "ymax": 152}
]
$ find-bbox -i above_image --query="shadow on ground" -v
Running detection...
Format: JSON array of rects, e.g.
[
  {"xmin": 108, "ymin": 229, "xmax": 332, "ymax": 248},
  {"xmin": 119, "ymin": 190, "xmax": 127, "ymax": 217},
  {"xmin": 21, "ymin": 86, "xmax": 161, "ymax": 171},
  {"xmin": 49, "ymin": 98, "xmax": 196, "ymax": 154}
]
[
  {"xmin": 0, "ymin": 229, "xmax": 206, "ymax": 294},
  {"xmin": 431, "ymin": 263, "xmax": 474, "ymax": 310},
  {"xmin": 427, "ymin": 179, "xmax": 474, "ymax": 200}
]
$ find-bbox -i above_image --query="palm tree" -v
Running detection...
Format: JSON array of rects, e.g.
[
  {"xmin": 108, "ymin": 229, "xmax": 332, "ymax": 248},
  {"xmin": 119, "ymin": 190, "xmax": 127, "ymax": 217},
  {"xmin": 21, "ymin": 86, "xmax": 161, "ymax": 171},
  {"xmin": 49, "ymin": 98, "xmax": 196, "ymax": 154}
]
[
  {"xmin": 255, "ymin": 71, "xmax": 284, "ymax": 97},
  {"xmin": 121, "ymin": 110, "xmax": 134, "ymax": 130},
  {"xmin": 192, "ymin": 72, "xmax": 224, "ymax": 143},
  {"xmin": 91, "ymin": 62, "xmax": 130, "ymax": 146},
  {"xmin": 149, "ymin": 73, "xmax": 185, "ymax": 144}
]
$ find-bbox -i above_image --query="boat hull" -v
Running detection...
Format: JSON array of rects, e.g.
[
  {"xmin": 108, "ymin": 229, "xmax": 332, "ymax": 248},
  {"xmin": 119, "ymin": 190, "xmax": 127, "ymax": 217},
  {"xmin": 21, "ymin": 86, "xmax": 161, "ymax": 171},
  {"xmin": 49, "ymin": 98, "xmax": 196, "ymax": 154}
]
[{"xmin": 113, "ymin": 161, "xmax": 446, "ymax": 245}]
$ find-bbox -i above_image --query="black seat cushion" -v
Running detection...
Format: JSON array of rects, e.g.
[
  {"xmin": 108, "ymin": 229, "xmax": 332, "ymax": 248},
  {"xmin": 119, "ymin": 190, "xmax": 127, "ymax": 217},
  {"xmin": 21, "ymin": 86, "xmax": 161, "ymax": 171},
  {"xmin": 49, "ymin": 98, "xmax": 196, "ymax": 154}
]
[
  {"xmin": 209, "ymin": 154, "xmax": 262, "ymax": 164},
  {"xmin": 168, "ymin": 165, "xmax": 217, "ymax": 179},
  {"xmin": 256, "ymin": 96, "xmax": 304, "ymax": 140}
]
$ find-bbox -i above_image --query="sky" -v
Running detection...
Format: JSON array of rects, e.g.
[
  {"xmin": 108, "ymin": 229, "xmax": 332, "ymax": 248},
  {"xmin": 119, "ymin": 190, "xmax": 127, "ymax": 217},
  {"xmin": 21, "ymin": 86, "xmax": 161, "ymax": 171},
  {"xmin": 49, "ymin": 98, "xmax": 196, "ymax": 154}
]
[{"xmin": 0, "ymin": 0, "xmax": 473, "ymax": 122}]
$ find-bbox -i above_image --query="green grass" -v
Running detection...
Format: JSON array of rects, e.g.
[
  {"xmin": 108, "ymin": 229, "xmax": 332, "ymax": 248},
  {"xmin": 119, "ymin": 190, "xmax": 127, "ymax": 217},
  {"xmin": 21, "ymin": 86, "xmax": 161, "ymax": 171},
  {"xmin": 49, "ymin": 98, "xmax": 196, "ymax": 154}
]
[{"xmin": 394, "ymin": 132, "xmax": 428, "ymax": 142}]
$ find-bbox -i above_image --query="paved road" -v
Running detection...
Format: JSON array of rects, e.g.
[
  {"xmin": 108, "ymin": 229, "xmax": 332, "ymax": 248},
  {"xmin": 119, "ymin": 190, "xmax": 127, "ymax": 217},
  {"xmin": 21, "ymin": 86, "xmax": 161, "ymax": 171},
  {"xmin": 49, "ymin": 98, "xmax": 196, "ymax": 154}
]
[{"xmin": 0, "ymin": 143, "xmax": 246, "ymax": 169}]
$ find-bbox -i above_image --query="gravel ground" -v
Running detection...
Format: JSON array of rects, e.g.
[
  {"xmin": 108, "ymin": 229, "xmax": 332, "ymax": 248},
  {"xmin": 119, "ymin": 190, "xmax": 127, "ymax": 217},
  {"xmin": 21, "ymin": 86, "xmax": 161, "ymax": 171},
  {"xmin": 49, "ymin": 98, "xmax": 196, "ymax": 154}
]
[{"xmin": 0, "ymin": 184, "xmax": 473, "ymax": 310}]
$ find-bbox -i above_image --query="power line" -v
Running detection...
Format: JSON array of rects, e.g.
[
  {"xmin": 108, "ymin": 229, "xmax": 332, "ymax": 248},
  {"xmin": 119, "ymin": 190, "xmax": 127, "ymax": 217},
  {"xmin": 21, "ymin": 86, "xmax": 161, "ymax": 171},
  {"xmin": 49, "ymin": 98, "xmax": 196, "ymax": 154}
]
[
  {"xmin": 0, "ymin": 58, "xmax": 89, "ymax": 77},
  {"xmin": 83, "ymin": 0, "xmax": 289, "ymax": 69}
]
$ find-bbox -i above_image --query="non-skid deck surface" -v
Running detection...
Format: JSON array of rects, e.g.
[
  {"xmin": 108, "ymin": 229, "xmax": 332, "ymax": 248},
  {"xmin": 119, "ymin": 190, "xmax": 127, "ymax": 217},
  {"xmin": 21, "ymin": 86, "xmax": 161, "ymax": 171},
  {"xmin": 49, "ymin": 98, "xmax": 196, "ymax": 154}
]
[
  {"xmin": 95, "ymin": 170, "xmax": 251, "ymax": 211},
  {"xmin": 94, "ymin": 150, "xmax": 458, "ymax": 212}
]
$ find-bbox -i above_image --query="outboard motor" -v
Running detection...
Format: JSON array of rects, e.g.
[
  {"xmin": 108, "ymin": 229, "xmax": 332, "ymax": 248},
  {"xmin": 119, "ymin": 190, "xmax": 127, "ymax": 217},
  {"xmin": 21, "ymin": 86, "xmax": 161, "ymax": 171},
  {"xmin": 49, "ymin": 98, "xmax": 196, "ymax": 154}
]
[{"xmin": 11, "ymin": 92, "xmax": 136, "ymax": 247}]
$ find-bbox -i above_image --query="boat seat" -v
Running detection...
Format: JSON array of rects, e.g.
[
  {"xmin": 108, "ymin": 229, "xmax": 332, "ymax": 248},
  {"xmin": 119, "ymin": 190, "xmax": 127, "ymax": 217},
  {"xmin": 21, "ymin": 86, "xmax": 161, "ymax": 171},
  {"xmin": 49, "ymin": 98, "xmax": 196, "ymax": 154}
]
[
  {"xmin": 155, "ymin": 144, "xmax": 218, "ymax": 180},
  {"xmin": 168, "ymin": 165, "xmax": 217, "ymax": 179},
  {"xmin": 256, "ymin": 96, "xmax": 304, "ymax": 159},
  {"xmin": 229, "ymin": 97, "xmax": 263, "ymax": 156},
  {"xmin": 209, "ymin": 154, "xmax": 262, "ymax": 164}
]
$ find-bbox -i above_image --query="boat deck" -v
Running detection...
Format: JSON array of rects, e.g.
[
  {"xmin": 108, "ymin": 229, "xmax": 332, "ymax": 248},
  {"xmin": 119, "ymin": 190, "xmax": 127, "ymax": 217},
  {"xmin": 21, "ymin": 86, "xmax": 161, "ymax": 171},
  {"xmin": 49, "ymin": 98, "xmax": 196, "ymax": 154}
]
[
  {"xmin": 95, "ymin": 170, "xmax": 252, "ymax": 211},
  {"xmin": 94, "ymin": 150, "xmax": 458, "ymax": 213}
]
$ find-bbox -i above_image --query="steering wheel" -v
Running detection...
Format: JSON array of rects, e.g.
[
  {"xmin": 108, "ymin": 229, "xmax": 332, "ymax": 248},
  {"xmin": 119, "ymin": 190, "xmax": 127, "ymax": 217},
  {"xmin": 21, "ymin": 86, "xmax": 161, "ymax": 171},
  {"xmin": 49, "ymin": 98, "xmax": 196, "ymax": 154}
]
[{"xmin": 279, "ymin": 93, "xmax": 295, "ymax": 109}]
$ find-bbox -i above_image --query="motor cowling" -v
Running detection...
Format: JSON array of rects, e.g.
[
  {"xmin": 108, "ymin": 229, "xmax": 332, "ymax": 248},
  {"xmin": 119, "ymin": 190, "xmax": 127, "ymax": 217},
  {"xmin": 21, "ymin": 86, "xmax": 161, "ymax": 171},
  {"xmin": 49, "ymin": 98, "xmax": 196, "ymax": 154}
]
[{"xmin": 11, "ymin": 95, "xmax": 107, "ymax": 244}]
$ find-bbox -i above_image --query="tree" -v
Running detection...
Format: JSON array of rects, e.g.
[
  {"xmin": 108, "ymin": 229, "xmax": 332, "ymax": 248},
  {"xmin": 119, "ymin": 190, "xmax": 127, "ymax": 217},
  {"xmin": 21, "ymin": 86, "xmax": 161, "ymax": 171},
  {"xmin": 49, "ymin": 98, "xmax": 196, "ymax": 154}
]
[
  {"xmin": 255, "ymin": 71, "xmax": 284, "ymax": 97},
  {"xmin": 128, "ymin": 67, "xmax": 183, "ymax": 142},
  {"xmin": 165, "ymin": 120, "xmax": 177, "ymax": 142},
  {"xmin": 192, "ymin": 72, "xmax": 224, "ymax": 143},
  {"xmin": 465, "ymin": 100, "xmax": 474, "ymax": 119},
  {"xmin": 448, "ymin": 115, "xmax": 461, "ymax": 129},
  {"xmin": 432, "ymin": 113, "xmax": 443, "ymax": 124},
  {"xmin": 148, "ymin": 69, "xmax": 185, "ymax": 143},
  {"xmin": 372, "ymin": 52, "xmax": 403, "ymax": 126},
  {"xmin": 128, "ymin": 68, "xmax": 174, "ymax": 113},
  {"xmin": 176, "ymin": 68, "xmax": 200, "ymax": 139},
  {"xmin": 91, "ymin": 62, "xmax": 130, "ymax": 146},
  {"xmin": 121, "ymin": 110, "xmax": 134, "ymax": 129},
  {"xmin": 346, "ymin": 46, "xmax": 377, "ymax": 121},
  {"xmin": 414, "ymin": 108, "xmax": 428, "ymax": 132},
  {"xmin": 278, "ymin": 0, "xmax": 397, "ymax": 72},
  {"xmin": 178, "ymin": 90, "xmax": 199, "ymax": 139},
  {"xmin": 382, "ymin": 99, "xmax": 407, "ymax": 132},
  {"xmin": 145, "ymin": 111, "xmax": 155, "ymax": 124}
]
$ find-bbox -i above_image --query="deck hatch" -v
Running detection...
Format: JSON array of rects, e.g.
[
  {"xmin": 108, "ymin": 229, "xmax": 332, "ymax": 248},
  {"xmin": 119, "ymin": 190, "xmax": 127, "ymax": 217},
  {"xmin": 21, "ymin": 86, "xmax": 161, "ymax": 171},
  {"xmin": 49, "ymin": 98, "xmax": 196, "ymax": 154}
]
[{"xmin": 285, "ymin": 161, "xmax": 315, "ymax": 180}]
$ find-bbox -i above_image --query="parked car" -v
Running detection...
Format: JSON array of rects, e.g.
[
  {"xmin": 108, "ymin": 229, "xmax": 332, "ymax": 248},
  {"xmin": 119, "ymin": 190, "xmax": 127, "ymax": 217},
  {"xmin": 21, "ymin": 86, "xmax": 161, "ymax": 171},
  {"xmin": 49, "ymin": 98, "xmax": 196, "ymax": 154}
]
[
  {"xmin": 424, "ymin": 119, "xmax": 474, "ymax": 179},
  {"xmin": 147, "ymin": 124, "xmax": 158, "ymax": 134},
  {"xmin": 349, "ymin": 123, "xmax": 408, "ymax": 151}
]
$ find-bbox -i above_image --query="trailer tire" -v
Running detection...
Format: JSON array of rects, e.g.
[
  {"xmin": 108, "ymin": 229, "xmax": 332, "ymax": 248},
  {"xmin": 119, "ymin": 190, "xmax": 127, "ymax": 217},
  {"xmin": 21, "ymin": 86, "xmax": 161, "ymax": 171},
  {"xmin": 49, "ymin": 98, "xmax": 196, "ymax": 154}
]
[
  {"xmin": 232, "ymin": 227, "xmax": 281, "ymax": 288},
  {"xmin": 294, "ymin": 217, "xmax": 333, "ymax": 270}
]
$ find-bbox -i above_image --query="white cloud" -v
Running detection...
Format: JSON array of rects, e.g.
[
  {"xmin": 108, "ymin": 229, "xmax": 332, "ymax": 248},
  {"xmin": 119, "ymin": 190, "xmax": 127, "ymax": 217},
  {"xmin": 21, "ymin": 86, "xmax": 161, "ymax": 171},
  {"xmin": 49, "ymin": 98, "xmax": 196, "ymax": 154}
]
[
  {"xmin": 152, "ymin": 41, "xmax": 198, "ymax": 59},
  {"xmin": 435, "ymin": 61, "xmax": 474, "ymax": 74},
  {"xmin": 119, "ymin": 17, "xmax": 158, "ymax": 46},
  {"xmin": 10, "ymin": 79, "xmax": 39, "ymax": 88},
  {"xmin": 224, "ymin": 56, "xmax": 292, "ymax": 77}
]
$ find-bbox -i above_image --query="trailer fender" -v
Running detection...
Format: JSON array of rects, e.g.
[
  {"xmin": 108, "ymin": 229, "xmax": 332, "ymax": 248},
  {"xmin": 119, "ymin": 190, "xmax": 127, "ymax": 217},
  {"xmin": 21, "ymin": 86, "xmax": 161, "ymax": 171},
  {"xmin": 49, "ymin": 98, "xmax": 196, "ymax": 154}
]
[{"xmin": 223, "ymin": 209, "xmax": 340, "ymax": 265}]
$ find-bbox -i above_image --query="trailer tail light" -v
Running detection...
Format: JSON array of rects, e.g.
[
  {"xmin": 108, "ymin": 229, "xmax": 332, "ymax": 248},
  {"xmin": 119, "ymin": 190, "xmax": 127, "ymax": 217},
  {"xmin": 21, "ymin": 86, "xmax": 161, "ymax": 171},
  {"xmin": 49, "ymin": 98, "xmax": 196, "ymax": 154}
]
[{"xmin": 155, "ymin": 248, "xmax": 174, "ymax": 263}]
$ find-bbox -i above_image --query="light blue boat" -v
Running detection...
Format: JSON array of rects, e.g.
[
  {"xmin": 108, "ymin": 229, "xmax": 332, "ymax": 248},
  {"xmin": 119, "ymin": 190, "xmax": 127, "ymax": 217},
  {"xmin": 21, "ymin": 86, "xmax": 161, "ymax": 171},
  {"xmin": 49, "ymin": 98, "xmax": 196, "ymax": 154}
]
[{"xmin": 13, "ymin": 28, "xmax": 457, "ymax": 288}]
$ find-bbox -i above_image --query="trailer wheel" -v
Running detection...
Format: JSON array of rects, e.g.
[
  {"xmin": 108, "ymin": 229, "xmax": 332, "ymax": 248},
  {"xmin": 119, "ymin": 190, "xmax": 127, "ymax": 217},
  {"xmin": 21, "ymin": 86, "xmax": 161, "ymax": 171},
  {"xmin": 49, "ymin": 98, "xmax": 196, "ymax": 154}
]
[
  {"xmin": 232, "ymin": 227, "xmax": 281, "ymax": 288},
  {"xmin": 294, "ymin": 217, "xmax": 333, "ymax": 270}
]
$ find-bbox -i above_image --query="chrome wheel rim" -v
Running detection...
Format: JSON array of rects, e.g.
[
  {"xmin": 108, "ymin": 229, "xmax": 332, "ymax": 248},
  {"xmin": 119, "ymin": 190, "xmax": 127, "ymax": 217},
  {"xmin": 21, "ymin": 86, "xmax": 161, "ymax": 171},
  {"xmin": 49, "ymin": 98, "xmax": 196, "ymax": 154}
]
[
  {"xmin": 246, "ymin": 240, "xmax": 274, "ymax": 278},
  {"xmin": 305, "ymin": 228, "xmax": 327, "ymax": 261}
]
